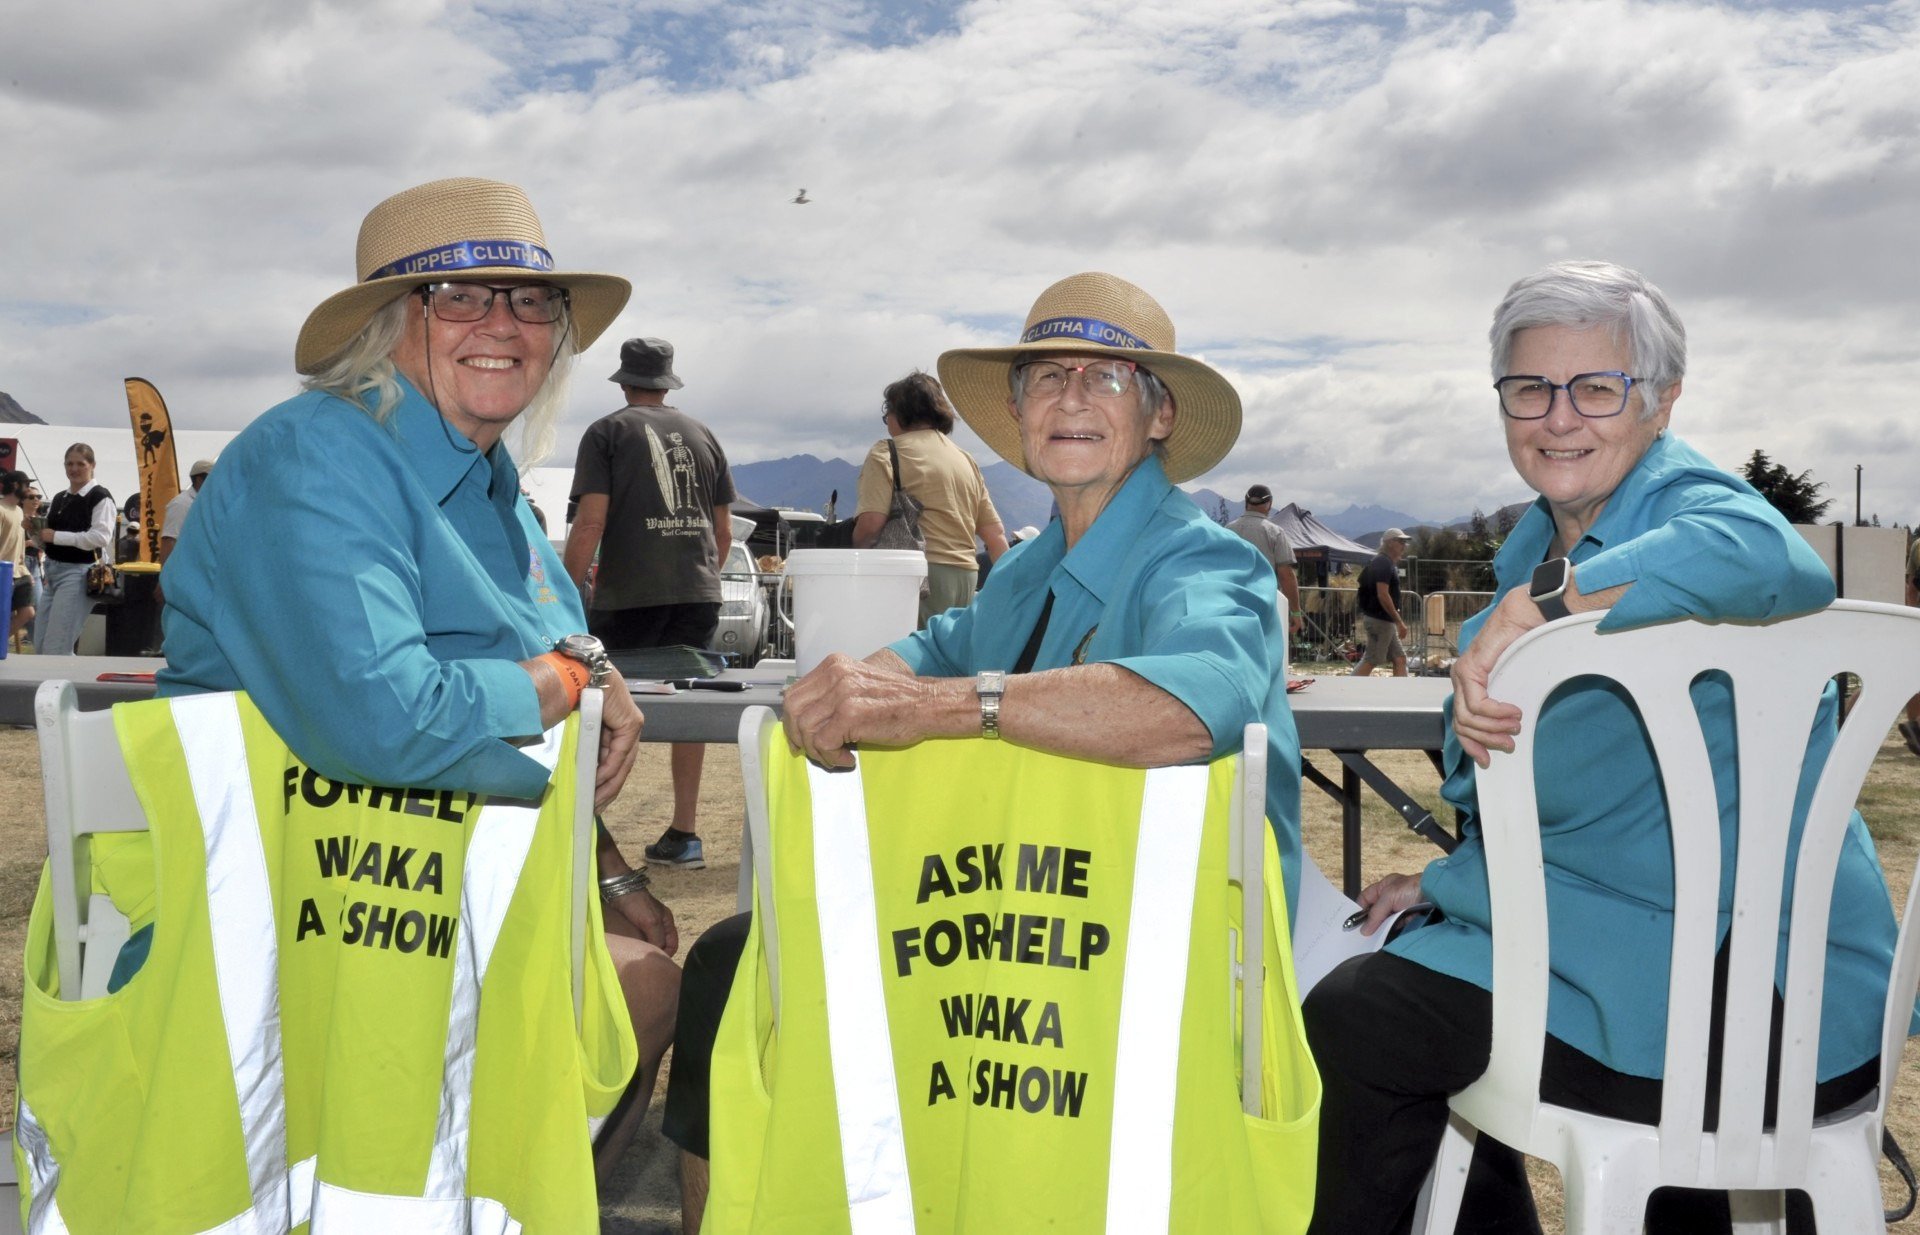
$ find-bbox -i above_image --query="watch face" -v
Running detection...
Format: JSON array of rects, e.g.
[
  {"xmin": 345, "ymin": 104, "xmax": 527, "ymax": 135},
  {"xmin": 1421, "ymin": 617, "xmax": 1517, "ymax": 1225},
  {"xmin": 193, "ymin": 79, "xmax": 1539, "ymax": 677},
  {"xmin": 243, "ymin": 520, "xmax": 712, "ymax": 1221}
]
[{"xmin": 559, "ymin": 634, "xmax": 606, "ymax": 658}]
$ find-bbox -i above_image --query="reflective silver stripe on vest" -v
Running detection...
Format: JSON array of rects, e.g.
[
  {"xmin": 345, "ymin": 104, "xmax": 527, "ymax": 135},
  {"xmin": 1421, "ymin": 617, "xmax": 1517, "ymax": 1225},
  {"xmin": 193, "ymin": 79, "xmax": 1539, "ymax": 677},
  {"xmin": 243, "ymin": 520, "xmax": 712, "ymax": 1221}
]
[
  {"xmin": 806, "ymin": 760, "xmax": 918, "ymax": 1233},
  {"xmin": 15, "ymin": 1098, "xmax": 73, "ymax": 1235},
  {"xmin": 309, "ymin": 1182, "xmax": 523, "ymax": 1234},
  {"xmin": 424, "ymin": 722, "xmax": 563, "ymax": 1205},
  {"xmin": 1105, "ymin": 764, "xmax": 1208, "ymax": 1234},
  {"xmin": 174, "ymin": 693, "xmax": 294, "ymax": 1233}
]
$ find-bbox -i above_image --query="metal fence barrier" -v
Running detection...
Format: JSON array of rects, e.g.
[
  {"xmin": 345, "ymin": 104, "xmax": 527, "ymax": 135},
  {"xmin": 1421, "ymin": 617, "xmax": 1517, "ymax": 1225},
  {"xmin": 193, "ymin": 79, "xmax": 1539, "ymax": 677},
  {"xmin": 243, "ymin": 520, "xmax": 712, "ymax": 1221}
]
[{"xmin": 1297, "ymin": 587, "xmax": 1495, "ymax": 672}]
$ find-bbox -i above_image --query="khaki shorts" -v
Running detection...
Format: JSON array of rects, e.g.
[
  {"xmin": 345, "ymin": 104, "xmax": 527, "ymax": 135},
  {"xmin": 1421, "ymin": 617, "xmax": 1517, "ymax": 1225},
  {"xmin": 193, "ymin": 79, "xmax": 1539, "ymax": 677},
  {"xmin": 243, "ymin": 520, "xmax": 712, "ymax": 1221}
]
[{"xmin": 1359, "ymin": 614, "xmax": 1405, "ymax": 661}]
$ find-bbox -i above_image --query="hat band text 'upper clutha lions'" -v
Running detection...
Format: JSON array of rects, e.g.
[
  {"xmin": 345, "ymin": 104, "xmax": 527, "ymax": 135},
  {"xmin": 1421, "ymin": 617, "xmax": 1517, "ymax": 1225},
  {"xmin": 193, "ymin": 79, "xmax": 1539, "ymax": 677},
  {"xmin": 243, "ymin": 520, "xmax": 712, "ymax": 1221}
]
[
  {"xmin": 366, "ymin": 239, "xmax": 557, "ymax": 282},
  {"xmin": 1019, "ymin": 315, "xmax": 1152, "ymax": 350}
]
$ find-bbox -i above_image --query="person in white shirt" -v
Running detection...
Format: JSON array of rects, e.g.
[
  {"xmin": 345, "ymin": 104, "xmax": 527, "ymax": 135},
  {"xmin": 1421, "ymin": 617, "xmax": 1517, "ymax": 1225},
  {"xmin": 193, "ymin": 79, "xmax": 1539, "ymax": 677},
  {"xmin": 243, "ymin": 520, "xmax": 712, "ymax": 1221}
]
[{"xmin": 35, "ymin": 443, "xmax": 116, "ymax": 656}]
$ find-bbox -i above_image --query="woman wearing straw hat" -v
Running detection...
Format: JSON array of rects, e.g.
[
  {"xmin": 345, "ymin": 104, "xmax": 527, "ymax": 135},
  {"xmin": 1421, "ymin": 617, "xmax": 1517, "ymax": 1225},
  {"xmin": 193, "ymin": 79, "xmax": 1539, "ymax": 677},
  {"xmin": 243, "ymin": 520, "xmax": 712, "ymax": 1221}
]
[
  {"xmin": 784, "ymin": 270, "xmax": 1301, "ymax": 904},
  {"xmin": 663, "ymin": 273, "xmax": 1304, "ymax": 1233},
  {"xmin": 156, "ymin": 178, "xmax": 680, "ymax": 1177}
]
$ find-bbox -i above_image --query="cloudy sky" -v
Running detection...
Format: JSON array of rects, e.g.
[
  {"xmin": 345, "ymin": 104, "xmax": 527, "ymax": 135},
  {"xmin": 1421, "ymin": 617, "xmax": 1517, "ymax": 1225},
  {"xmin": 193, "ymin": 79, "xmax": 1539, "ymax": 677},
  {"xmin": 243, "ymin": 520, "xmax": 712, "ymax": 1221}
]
[{"xmin": 4, "ymin": 0, "xmax": 1916, "ymax": 524}]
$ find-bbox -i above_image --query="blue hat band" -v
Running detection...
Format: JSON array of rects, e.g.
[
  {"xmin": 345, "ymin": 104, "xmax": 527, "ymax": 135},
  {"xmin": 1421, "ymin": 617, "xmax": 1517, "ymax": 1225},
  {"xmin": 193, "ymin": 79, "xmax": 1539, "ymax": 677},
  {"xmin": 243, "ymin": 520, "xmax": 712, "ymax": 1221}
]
[
  {"xmin": 366, "ymin": 239, "xmax": 557, "ymax": 282},
  {"xmin": 1019, "ymin": 315, "xmax": 1152, "ymax": 351}
]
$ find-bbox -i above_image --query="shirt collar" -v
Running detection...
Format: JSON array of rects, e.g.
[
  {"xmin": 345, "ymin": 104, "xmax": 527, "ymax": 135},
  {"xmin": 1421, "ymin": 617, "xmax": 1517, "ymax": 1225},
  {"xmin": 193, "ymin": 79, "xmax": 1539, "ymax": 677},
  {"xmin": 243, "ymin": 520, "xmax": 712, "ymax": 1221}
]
[
  {"xmin": 1056, "ymin": 454, "xmax": 1175, "ymax": 603},
  {"xmin": 1491, "ymin": 431, "xmax": 1677, "ymax": 585},
  {"xmin": 392, "ymin": 375, "xmax": 513, "ymax": 505}
]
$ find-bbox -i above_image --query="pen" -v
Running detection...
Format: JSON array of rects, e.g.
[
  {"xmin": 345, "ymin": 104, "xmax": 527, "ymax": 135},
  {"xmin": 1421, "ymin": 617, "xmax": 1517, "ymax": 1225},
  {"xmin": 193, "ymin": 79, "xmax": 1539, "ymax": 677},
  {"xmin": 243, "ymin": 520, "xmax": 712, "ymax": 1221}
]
[
  {"xmin": 666, "ymin": 678, "xmax": 750, "ymax": 692},
  {"xmin": 1344, "ymin": 902, "xmax": 1434, "ymax": 931}
]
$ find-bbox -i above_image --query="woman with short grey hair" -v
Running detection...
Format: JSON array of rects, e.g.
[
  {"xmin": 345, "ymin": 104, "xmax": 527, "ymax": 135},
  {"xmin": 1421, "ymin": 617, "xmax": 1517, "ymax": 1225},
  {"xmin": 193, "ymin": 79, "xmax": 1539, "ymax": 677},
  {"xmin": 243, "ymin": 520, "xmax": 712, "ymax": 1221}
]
[{"xmin": 1304, "ymin": 260, "xmax": 1905, "ymax": 1234}]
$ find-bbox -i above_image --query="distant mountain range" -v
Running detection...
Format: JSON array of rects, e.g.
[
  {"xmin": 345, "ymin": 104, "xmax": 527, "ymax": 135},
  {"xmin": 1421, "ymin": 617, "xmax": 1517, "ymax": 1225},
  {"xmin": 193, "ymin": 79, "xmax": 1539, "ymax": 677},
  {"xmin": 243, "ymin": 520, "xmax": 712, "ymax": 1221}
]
[
  {"xmin": 730, "ymin": 453, "xmax": 1240, "ymax": 535},
  {"xmin": 730, "ymin": 454, "xmax": 1520, "ymax": 541}
]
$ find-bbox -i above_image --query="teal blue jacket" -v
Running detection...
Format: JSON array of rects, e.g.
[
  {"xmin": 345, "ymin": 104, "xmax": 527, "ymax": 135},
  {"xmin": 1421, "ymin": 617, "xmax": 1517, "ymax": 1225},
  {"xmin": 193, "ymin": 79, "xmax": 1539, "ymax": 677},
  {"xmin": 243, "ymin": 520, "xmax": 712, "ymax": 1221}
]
[
  {"xmin": 1389, "ymin": 432, "xmax": 1903, "ymax": 1080},
  {"xmin": 158, "ymin": 378, "xmax": 579, "ymax": 798},
  {"xmin": 890, "ymin": 455, "xmax": 1305, "ymax": 916}
]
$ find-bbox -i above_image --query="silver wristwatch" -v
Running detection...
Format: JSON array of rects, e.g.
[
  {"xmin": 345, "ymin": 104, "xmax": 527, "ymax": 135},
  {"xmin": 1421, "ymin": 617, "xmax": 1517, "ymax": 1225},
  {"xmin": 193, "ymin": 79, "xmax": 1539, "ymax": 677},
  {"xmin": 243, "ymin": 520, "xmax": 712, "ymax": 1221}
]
[
  {"xmin": 555, "ymin": 633, "xmax": 615, "ymax": 688},
  {"xmin": 976, "ymin": 670, "xmax": 1007, "ymax": 740}
]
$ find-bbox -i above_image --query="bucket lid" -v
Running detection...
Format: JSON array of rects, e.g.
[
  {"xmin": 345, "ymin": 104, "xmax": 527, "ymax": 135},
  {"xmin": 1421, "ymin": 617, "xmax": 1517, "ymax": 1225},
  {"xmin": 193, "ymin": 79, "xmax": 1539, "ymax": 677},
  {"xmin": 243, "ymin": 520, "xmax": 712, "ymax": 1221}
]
[{"xmin": 784, "ymin": 549, "xmax": 929, "ymax": 578}]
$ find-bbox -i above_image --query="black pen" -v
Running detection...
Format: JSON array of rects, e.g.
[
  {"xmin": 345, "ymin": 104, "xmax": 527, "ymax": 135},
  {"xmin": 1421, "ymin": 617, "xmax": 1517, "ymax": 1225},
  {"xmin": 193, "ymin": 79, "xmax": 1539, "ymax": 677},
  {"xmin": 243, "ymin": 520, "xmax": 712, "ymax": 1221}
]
[
  {"xmin": 666, "ymin": 678, "xmax": 749, "ymax": 692},
  {"xmin": 1344, "ymin": 901, "xmax": 1433, "ymax": 931}
]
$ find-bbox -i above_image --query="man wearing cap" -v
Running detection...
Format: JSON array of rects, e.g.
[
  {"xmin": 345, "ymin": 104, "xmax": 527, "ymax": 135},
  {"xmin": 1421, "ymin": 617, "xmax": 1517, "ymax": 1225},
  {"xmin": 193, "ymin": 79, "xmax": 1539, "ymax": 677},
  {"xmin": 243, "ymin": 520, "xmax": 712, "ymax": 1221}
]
[
  {"xmin": 1351, "ymin": 528, "xmax": 1412, "ymax": 676},
  {"xmin": 158, "ymin": 458, "xmax": 214, "ymax": 567},
  {"xmin": 566, "ymin": 337, "xmax": 736, "ymax": 869},
  {"xmin": 1227, "ymin": 483, "xmax": 1302, "ymax": 635}
]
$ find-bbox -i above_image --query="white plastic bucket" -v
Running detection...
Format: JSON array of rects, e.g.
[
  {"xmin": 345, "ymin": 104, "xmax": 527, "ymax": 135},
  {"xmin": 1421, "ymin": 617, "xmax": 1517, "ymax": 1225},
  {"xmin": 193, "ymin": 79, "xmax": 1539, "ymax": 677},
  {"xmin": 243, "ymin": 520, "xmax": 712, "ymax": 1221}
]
[{"xmin": 781, "ymin": 549, "xmax": 927, "ymax": 674}]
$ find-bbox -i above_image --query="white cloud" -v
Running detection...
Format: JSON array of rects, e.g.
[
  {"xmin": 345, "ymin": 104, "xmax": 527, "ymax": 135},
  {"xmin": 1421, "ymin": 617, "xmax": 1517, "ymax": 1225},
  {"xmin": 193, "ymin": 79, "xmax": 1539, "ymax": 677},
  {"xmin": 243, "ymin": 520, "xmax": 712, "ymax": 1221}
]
[{"xmin": 2, "ymin": 0, "xmax": 1916, "ymax": 525}]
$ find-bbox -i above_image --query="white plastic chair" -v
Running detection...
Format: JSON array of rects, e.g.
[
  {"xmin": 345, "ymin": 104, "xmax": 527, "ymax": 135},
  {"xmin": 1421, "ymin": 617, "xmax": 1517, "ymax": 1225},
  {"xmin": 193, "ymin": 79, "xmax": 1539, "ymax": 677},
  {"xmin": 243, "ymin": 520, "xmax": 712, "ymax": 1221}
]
[
  {"xmin": 735, "ymin": 708, "xmax": 1272, "ymax": 1115},
  {"xmin": 35, "ymin": 679, "xmax": 144, "ymax": 1000},
  {"xmin": 1413, "ymin": 601, "xmax": 1920, "ymax": 1234}
]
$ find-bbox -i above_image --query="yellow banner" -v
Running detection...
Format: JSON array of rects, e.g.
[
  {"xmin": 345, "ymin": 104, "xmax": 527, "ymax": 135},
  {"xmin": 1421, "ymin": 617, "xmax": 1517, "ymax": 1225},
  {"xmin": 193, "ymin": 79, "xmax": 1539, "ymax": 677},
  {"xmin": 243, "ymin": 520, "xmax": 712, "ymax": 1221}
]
[{"xmin": 124, "ymin": 377, "xmax": 181, "ymax": 564}]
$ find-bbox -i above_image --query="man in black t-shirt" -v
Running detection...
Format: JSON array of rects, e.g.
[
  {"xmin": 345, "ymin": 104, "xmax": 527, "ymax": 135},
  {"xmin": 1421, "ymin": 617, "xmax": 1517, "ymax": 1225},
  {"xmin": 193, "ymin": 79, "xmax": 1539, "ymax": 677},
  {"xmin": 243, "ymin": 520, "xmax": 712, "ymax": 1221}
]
[
  {"xmin": 1351, "ymin": 527, "xmax": 1411, "ymax": 677},
  {"xmin": 566, "ymin": 338, "xmax": 736, "ymax": 868}
]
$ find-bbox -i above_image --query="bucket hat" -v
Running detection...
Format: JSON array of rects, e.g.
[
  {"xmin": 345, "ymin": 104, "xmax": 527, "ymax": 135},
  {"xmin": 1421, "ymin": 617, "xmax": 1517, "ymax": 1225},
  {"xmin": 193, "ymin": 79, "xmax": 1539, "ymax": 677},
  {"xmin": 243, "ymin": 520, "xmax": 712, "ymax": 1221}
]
[
  {"xmin": 609, "ymin": 337, "xmax": 684, "ymax": 390},
  {"xmin": 294, "ymin": 177, "xmax": 632, "ymax": 374},
  {"xmin": 935, "ymin": 272, "xmax": 1241, "ymax": 483}
]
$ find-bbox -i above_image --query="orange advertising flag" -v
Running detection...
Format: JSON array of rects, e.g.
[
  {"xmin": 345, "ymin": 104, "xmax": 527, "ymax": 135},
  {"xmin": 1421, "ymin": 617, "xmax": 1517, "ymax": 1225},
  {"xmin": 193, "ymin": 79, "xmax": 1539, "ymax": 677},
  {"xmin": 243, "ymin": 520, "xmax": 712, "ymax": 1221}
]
[{"xmin": 124, "ymin": 377, "xmax": 182, "ymax": 564}]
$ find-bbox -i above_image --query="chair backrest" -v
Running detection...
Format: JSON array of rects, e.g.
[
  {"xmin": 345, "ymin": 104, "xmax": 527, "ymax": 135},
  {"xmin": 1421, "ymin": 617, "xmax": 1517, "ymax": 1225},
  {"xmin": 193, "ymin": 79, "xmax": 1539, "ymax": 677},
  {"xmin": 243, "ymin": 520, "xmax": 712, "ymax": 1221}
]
[
  {"xmin": 37, "ymin": 681, "xmax": 601, "ymax": 1024},
  {"xmin": 36, "ymin": 680, "xmax": 149, "ymax": 998},
  {"xmin": 1459, "ymin": 601, "xmax": 1920, "ymax": 1187},
  {"xmin": 734, "ymin": 707, "xmax": 1270, "ymax": 1115}
]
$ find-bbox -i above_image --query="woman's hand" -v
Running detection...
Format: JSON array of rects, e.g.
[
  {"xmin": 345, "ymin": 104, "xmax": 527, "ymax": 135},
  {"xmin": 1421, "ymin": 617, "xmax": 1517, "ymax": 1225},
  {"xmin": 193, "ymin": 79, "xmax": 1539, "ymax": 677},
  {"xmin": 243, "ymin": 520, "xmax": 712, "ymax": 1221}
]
[
  {"xmin": 595, "ymin": 673, "xmax": 644, "ymax": 810},
  {"xmin": 604, "ymin": 883, "xmax": 678, "ymax": 956},
  {"xmin": 1450, "ymin": 588, "xmax": 1540, "ymax": 768},
  {"xmin": 782, "ymin": 652, "xmax": 946, "ymax": 769},
  {"xmin": 1353, "ymin": 871, "xmax": 1424, "ymax": 937}
]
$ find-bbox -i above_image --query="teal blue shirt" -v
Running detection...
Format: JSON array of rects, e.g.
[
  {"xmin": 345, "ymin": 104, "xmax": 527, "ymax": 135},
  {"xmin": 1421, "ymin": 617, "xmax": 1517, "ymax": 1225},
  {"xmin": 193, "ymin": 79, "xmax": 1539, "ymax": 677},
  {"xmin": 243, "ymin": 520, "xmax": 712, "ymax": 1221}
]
[
  {"xmin": 158, "ymin": 378, "xmax": 581, "ymax": 798},
  {"xmin": 889, "ymin": 455, "xmax": 1304, "ymax": 916},
  {"xmin": 1388, "ymin": 433, "xmax": 1903, "ymax": 1080}
]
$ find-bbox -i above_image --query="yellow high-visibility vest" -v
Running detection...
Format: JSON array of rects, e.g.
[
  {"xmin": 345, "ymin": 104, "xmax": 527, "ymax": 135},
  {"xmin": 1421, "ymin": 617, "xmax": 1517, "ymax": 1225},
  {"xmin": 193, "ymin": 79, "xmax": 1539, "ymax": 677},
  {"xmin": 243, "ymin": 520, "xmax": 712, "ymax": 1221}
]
[
  {"xmin": 13, "ymin": 693, "xmax": 637, "ymax": 1233},
  {"xmin": 708, "ymin": 734, "xmax": 1320, "ymax": 1233}
]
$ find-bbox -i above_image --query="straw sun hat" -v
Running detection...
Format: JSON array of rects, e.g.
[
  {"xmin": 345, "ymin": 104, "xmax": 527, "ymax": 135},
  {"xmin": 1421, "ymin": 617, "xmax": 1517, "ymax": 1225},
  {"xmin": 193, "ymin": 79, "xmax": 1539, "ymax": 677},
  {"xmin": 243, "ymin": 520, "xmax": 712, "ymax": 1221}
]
[
  {"xmin": 935, "ymin": 272, "xmax": 1242, "ymax": 484},
  {"xmin": 294, "ymin": 177, "xmax": 632, "ymax": 375}
]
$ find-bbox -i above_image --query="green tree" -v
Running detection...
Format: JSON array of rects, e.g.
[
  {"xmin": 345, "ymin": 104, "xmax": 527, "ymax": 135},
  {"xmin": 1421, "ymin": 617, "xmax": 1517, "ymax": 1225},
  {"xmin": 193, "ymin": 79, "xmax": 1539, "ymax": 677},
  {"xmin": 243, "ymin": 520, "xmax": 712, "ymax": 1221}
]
[{"xmin": 1741, "ymin": 449, "xmax": 1832, "ymax": 524}]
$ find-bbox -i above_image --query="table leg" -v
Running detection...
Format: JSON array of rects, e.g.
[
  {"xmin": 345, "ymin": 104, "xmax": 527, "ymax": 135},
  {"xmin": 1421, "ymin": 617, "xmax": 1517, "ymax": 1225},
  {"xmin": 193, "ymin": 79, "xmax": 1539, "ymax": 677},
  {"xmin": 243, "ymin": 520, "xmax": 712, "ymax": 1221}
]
[{"xmin": 1341, "ymin": 761, "xmax": 1362, "ymax": 896}]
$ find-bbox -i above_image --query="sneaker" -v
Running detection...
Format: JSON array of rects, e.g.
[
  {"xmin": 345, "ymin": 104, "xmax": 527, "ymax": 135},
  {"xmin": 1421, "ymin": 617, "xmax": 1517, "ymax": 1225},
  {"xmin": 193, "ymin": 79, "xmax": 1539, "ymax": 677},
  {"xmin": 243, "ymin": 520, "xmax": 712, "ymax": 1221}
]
[
  {"xmin": 644, "ymin": 827, "xmax": 705, "ymax": 869},
  {"xmin": 1899, "ymin": 719, "xmax": 1920, "ymax": 759}
]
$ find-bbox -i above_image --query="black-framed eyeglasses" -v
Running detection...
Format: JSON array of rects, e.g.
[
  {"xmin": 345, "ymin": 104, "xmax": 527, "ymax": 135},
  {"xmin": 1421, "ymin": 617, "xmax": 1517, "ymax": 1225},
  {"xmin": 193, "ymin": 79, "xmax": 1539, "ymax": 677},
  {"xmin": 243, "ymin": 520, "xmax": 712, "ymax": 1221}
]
[
  {"xmin": 1494, "ymin": 372, "xmax": 1638, "ymax": 419},
  {"xmin": 419, "ymin": 282, "xmax": 569, "ymax": 324},
  {"xmin": 1018, "ymin": 358, "xmax": 1141, "ymax": 400}
]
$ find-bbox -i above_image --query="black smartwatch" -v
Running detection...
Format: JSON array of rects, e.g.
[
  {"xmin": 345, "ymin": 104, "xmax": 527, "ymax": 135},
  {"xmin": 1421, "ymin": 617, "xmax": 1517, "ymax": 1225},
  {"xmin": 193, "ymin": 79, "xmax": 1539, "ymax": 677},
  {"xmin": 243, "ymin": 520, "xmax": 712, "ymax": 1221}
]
[
  {"xmin": 554, "ymin": 633, "xmax": 615, "ymax": 688},
  {"xmin": 1528, "ymin": 557, "xmax": 1573, "ymax": 622}
]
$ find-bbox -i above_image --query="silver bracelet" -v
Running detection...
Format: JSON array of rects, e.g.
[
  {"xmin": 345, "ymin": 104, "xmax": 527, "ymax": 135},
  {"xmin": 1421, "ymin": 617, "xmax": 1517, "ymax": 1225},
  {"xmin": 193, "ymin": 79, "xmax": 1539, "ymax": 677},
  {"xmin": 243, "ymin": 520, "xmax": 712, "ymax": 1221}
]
[{"xmin": 598, "ymin": 867, "xmax": 651, "ymax": 901}]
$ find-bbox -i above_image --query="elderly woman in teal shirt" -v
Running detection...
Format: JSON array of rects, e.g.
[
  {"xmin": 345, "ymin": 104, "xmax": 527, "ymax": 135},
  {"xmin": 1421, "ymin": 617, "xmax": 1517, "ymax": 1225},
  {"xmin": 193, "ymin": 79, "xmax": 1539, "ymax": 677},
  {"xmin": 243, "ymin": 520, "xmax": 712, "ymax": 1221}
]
[
  {"xmin": 157, "ymin": 178, "xmax": 679, "ymax": 1174},
  {"xmin": 663, "ymin": 273, "xmax": 1301, "ymax": 1232},
  {"xmin": 1305, "ymin": 261, "xmax": 1906, "ymax": 1235}
]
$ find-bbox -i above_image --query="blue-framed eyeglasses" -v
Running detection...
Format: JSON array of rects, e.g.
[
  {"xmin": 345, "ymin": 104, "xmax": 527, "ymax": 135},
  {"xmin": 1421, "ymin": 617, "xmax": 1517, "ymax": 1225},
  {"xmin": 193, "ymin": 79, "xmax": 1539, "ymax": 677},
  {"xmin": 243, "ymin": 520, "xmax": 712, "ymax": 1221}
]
[{"xmin": 1494, "ymin": 372, "xmax": 1638, "ymax": 419}]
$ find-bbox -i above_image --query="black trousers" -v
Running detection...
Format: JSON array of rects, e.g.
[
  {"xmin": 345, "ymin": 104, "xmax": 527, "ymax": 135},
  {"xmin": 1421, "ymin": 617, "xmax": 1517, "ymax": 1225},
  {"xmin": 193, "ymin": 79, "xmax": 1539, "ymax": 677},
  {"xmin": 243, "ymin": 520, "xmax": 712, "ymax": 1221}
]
[
  {"xmin": 660, "ymin": 911, "xmax": 751, "ymax": 1159},
  {"xmin": 1302, "ymin": 952, "xmax": 1877, "ymax": 1235}
]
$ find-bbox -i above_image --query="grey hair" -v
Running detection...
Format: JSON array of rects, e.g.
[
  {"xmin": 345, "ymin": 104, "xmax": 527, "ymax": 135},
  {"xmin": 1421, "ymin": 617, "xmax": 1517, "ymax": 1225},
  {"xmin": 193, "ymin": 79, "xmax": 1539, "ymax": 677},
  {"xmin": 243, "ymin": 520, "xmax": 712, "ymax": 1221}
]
[
  {"xmin": 301, "ymin": 289, "xmax": 578, "ymax": 464},
  {"xmin": 1489, "ymin": 260, "xmax": 1686, "ymax": 421}
]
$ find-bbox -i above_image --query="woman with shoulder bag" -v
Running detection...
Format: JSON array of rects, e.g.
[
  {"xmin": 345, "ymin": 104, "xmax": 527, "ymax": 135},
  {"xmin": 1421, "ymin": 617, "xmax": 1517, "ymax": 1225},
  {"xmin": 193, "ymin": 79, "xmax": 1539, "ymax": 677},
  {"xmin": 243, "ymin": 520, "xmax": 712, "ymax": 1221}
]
[
  {"xmin": 852, "ymin": 370, "xmax": 1009, "ymax": 626},
  {"xmin": 35, "ymin": 442, "xmax": 115, "ymax": 656}
]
